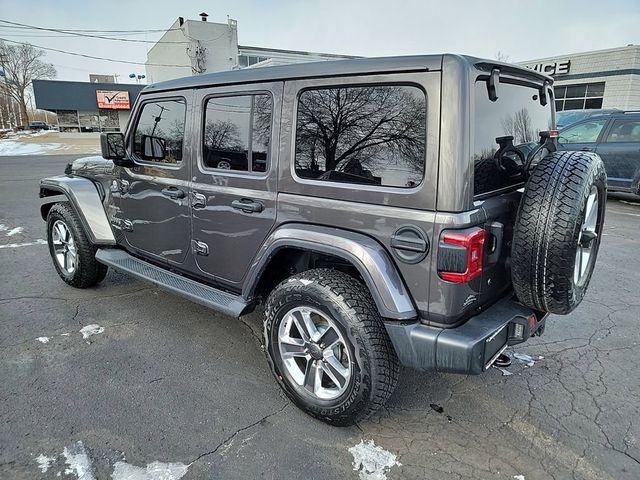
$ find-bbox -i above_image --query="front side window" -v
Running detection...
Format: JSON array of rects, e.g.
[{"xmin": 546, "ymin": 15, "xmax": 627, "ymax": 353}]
[
  {"xmin": 605, "ymin": 119, "xmax": 640, "ymax": 143},
  {"xmin": 294, "ymin": 85, "xmax": 426, "ymax": 188},
  {"xmin": 133, "ymin": 99, "xmax": 186, "ymax": 164},
  {"xmin": 558, "ymin": 119, "xmax": 607, "ymax": 144},
  {"xmin": 202, "ymin": 94, "xmax": 272, "ymax": 173}
]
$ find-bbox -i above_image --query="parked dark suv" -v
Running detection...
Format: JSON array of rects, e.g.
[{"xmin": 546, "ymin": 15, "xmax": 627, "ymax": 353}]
[
  {"xmin": 558, "ymin": 111, "xmax": 640, "ymax": 195},
  {"xmin": 39, "ymin": 55, "xmax": 606, "ymax": 425}
]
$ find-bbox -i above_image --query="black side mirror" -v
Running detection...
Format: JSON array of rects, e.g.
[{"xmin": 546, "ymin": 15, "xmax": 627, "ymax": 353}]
[
  {"xmin": 141, "ymin": 135, "xmax": 166, "ymax": 161},
  {"xmin": 100, "ymin": 132, "xmax": 134, "ymax": 167}
]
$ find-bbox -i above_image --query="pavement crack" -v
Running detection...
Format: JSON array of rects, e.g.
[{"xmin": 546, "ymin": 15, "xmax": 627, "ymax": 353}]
[
  {"xmin": 189, "ymin": 402, "xmax": 288, "ymax": 465},
  {"xmin": 238, "ymin": 315, "xmax": 263, "ymax": 348}
]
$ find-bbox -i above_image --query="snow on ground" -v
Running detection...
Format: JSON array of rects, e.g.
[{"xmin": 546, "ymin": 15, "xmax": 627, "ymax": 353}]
[
  {"xmin": 0, "ymin": 131, "xmax": 101, "ymax": 156},
  {"xmin": 0, "ymin": 140, "xmax": 73, "ymax": 155}
]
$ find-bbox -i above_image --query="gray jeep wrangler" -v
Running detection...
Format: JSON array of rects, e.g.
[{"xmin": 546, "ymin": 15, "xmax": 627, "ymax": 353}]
[{"xmin": 39, "ymin": 55, "xmax": 606, "ymax": 426}]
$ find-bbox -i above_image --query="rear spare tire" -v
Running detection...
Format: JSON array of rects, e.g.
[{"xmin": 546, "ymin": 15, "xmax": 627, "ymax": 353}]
[{"xmin": 511, "ymin": 151, "xmax": 606, "ymax": 314}]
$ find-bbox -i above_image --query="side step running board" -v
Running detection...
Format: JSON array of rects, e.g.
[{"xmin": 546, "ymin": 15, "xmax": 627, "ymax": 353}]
[{"xmin": 95, "ymin": 249, "xmax": 248, "ymax": 318}]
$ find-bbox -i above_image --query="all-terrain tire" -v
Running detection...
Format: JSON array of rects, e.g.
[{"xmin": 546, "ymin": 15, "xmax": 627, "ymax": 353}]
[
  {"xmin": 46, "ymin": 202, "xmax": 108, "ymax": 288},
  {"xmin": 264, "ymin": 269, "xmax": 399, "ymax": 426},
  {"xmin": 511, "ymin": 151, "xmax": 606, "ymax": 314}
]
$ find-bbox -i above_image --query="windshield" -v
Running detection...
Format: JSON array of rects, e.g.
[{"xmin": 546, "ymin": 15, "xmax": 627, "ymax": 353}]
[
  {"xmin": 473, "ymin": 80, "xmax": 553, "ymax": 196},
  {"xmin": 557, "ymin": 111, "xmax": 591, "ymax": 129}
]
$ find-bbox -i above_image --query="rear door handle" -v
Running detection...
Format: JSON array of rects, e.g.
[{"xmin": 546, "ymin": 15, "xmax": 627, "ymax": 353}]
[
  {"xmin": 231, "ymin": 198, "xmax": 264, "ymax": 213},
  {"xmin": 581, "ymin": 147, "xmax": 594, "ymax": 152},
  {"xmin": 161, "ymin": 187, "xmax": 185, "ymax": 199}
]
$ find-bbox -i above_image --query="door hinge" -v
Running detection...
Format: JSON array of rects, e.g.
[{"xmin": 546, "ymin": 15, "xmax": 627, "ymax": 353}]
[
  {"xmin": 191, "ymin": 240, "xmax": 209, "ymax": 256},
  {"xmin": 191, "ymin": 192, "xmax": 206, "ymax": 209}
]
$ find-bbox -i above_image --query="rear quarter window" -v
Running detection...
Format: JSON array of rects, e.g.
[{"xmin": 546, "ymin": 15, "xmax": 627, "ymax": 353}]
[{"xmin": 294, "ymin": 84, "xmax": 426, "ymax": 188}]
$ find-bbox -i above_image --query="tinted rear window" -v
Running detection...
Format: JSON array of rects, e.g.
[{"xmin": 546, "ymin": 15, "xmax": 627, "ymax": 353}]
[{"xmin": 473, "ymin": 80, "xmax": 553, "ymax": 196}]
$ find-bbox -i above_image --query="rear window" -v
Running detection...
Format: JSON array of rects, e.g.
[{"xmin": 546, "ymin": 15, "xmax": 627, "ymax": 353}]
[{"xmin": 473, "ymin": 80, "xmax": 553, "ymax": 196}]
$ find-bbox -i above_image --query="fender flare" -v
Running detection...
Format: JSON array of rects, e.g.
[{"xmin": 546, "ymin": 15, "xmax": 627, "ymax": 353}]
[
  {"xmin": 39, "ymin": 175, "xmax": 116, "ymax": 245},
  {"xmin": 243, "ymin": 224, "xmax": 417, "ymax": 320}
]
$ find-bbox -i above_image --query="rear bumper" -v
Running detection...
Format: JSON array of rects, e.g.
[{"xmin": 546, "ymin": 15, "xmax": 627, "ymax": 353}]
[{"xmin": 384, "ymin": 297, "xmax": 547, "ymax": 374}]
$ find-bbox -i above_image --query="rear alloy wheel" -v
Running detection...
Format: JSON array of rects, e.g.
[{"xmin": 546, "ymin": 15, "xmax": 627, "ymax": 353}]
[
  {"xmin": 277, "ymin": 306, "xmax": 352, "ymax": 401},
  {"xmin": 47, "ymin": 202, "xmax": 108, "ymax": 288},
  {"xmin": 264, "ymin": 269, "xmax": 399, "ymax": 426}
]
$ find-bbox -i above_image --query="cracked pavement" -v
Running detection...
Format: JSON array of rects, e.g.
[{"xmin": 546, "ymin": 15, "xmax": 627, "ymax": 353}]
[{"xmin": 1, "ymin": 155, "xmax": 638, "ymax": 479}]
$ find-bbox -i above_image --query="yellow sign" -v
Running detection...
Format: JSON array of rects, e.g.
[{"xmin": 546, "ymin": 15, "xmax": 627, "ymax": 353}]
[{"xmin": 96, "ymin": 90, "xmax": 130, "ymax": 110}]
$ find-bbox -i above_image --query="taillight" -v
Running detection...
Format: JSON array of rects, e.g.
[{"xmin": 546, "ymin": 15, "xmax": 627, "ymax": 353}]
[{"xmin": 438, "ymin": 228, "xmax": 486, "ymax": 283}]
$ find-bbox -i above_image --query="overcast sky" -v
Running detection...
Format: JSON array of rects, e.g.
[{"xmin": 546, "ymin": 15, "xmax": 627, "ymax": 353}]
[{"xmin": 1, "ymin": 0, "xmax": 639, "ymax": 83}]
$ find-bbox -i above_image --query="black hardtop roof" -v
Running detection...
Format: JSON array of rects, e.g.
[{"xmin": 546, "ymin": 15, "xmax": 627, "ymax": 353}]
[{"xmin": 143, "ymin": 54, "xmax": 551, "ymax": 94}]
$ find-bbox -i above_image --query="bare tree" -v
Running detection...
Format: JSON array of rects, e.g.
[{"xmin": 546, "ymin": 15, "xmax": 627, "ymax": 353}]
[
  {"xmin": 295, "ymin": 86, "xmax": 425, "ymax": 173},
  {"xmin": 495, "ymin": 51, "xmax": 510, "ymax": 63},
  {"xmin": 204, "ymin": 119, "xmax": 242, "ymax": 150},
  {"xmin": 501, "ymin": 108, "xmax": 535, "ymax": 144},
  {"xmin": 0, "ymin": 41, "xmax": 56, "ymax": 127}
]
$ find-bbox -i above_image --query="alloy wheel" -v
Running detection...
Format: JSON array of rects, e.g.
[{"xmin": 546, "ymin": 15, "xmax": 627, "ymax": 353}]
[
  {"xmin": 574, "ymin": 186, "xmax": 599, "ymax": 285},
  {"xmin": 277, "ymin": 306, "xmax": 352, "ymax": 401},
  {"xmin": 52, "ymin": 220, "xmax": 77, "ymax": 274}
]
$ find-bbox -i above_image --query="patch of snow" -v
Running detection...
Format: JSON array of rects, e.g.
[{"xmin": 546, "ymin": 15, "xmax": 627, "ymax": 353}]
[
  {"xmin": 63, "ymin": 441, "xmax": 95, "ymax": 480},
  {"xmin": 494, "ymin": 366, "xmax": 513, "ymax": 376},
  {"xmin": 298, "ymin": 279, "xmax": 313, "ymax": 286},
  {"xmin": 61, "ymin": 333, "xmax": 70, "ymax": 336},
  {"xmin": 349, "ymin": 440, "xmax": 401, "ymax": 480},
  {"xmin": 112, "ymin": 461, "xmax": 189, "ymax": 480},
  {"xmin": 0, "ymin": 140, "xmax": 70, "ymax": 156},
  {"xmin": 0, "ymin": 224, "xmax": 7, "ymax": 231},
  {"xmin": 36, "ymin": 337, "xmax": 50, "ymax": 344},
  {"xmin": 36, "ymin": 454, "xmax": 55, "ymax": 473},
  {"xmin": 6, "ymin": 227, "xmax": 24, "ymax": 236},
  {"xmin": 513, "ymin": 475, "xmax": 526, "ymax": 480},
  {"xmin": 513, "ymin": 352, "xmax": 536, "ymax": 367},
  {"xmin": 80, "ymin": 324, "xmax": 104, "ymax": 340},
  {"xmin": 0, "ymin": 239, "xmax": 47, "ymax": 249}
]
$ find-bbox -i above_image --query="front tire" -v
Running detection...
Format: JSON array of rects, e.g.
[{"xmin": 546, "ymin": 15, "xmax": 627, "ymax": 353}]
[
  {"xmin": 264, "ymin": 269, "xmax": 399, "ymax": 426},
  {"xmin": 46, "ymin": 202, "xmax": 108, "ymax": 288}
]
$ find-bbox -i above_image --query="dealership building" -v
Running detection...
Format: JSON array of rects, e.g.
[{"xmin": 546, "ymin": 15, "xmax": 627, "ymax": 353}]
[
  {"xmin": 32, "ymin": 79, "xmax": 144, "ymax": 132},
  {"xmin": 519, "ymin": 45, "xmax": 640, "ymax": 111}
]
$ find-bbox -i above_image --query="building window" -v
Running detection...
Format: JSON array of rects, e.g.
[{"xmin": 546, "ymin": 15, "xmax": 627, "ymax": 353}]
[
  {"xmin": 133, "ymin": 99, "xmax": 186, "ymax": 164},
  {"xmin": 202, "ymin": 94, "xmax": 273, "ymax": 173},
  {"xmin": 237, "ymin": 55, "xmax": 270, "ymax": 68},
  {"xmin": 554, "ymin": 82, "xmax": 605, "ymax": 111},
  {"xmin": 294, "ymin": 85, "xmax": 426, "ymax": 188}
]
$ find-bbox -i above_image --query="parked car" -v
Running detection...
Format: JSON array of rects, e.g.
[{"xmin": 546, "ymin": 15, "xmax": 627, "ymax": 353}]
[
  {"xmin": 556, "ymin": 108, "xmax": 621, "ymax": 129},
  {"xmin": 28, "ymin": 121, "xmax": 50, "ymax": 131},
  {"xmin": 557, "ymin": 111, "xmax": 640, "ymax": 195},
  {"xmin": 39, "ymin": 55, "xmax": 606, "ymax": 425}
]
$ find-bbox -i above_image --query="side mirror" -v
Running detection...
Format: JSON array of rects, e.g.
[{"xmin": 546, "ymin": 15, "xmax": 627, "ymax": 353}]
[
  {"xmin": 100, "ymin": 132, "xmax": 134, "ymax": 167},
  {"xmin": 141, "ymin": 135, "xmax": 166, "ymax": 161}
]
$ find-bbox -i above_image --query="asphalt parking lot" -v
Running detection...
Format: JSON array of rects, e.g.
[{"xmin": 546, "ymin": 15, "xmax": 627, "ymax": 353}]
[{"xmin": 1, "ymin": 154, "xmax": 639, "ymax": 480}]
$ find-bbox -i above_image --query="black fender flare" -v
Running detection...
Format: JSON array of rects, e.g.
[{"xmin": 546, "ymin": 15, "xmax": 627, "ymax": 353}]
[
  {"xmin": 39, "ymin": 176, "xmax": 116, "ymax": 246},
  {"xmin": 243, "ymin": 224, "xmax": 417, "ymax": 320}
]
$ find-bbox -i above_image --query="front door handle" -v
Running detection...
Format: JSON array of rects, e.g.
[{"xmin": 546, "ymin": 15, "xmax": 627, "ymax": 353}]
[
  {"xmin": 581, "ymin": 147, "xmax": 594, "ymax": 152},
  {"xmin": 231, "ymin": 198, "xmax": 264, "ymax": 213},
  {"xmin": 161, "ymin": 187, "xmax": 185, "ymax": 199}
]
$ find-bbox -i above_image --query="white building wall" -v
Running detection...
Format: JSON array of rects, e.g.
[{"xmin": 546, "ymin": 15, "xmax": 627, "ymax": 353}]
[{"xmin": 145, "ymin": 19, "xmax": 192, "ymax": 84}]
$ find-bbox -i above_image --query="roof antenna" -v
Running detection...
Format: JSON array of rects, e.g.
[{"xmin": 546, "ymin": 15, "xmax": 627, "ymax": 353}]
[{"xmin": 200, "ymin": 12, "xmax": 208, "ymax": 22}]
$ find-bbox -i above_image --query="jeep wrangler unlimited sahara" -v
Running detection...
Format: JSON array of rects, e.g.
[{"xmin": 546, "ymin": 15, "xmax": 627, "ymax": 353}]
[{"xmin": 39, "ymin": 55, "xmax": 606, "ymax": 426}]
